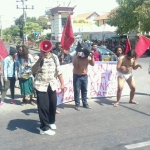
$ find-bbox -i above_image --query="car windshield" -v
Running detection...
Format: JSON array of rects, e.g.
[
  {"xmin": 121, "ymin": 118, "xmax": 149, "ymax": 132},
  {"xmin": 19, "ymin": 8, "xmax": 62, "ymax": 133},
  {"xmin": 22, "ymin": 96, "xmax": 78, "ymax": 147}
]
[{"xmin": 97, "ymin": 47, "xmax": 114, "ymax": 55}]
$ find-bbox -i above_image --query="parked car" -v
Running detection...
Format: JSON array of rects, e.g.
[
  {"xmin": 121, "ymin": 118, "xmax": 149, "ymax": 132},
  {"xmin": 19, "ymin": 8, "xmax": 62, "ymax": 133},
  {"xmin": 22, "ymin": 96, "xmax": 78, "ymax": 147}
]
[
  {"xmin": 97, "ymin": 46, "xmax": 115, "ymax": 61},
  {"xmin": 69, "ymin": 47, "xmax": 76, "ymax": 57},
  {"xmin": 69, "ymin": 46, "xmax": 116, "ymax": 61}
]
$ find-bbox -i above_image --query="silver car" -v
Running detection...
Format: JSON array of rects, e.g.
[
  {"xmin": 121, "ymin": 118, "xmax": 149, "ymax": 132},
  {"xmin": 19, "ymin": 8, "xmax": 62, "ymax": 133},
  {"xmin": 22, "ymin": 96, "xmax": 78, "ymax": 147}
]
[{"xmin": 97, "ymin": 46, "xmax": 115, "ymax": 61}]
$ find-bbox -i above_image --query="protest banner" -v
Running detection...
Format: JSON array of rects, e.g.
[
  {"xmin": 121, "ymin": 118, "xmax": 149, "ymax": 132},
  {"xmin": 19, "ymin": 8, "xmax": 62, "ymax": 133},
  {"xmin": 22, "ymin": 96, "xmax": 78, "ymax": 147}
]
[{"xmin": 56, "ymin": 62, "xmax": 130, "ymax": 105}]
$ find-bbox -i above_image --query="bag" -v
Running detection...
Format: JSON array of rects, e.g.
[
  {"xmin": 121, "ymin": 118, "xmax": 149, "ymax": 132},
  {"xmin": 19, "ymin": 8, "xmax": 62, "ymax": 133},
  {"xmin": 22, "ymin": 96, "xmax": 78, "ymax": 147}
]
[
  {"xmin": 20, "ymin": 72, "xmax": 31, "ymax": 80},
  {"xmin": 18, "ymin": 57, "xmax": 32, "ymax": 80}
]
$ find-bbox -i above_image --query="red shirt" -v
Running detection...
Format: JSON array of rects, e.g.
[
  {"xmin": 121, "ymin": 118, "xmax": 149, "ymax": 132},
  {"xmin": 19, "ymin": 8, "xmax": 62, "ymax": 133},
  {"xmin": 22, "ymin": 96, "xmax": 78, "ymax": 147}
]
[{"xmin": 92, "ymin": 49, "xmax": 100, "ymax": 61}]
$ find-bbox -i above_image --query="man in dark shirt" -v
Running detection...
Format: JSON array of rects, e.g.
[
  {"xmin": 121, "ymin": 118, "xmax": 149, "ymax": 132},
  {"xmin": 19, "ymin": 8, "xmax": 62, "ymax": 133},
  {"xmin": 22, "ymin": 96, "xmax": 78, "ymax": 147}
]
[{"xmin": 52, "ymin": 42, "xmax": 72, "ymax": 65}]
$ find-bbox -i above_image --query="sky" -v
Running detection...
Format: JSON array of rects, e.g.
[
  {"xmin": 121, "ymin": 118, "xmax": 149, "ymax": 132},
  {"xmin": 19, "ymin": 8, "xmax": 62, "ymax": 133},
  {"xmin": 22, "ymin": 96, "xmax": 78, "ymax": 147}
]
[{"xmin": 0, "ymin": 0, "xmax": 118, "ymax": 28}]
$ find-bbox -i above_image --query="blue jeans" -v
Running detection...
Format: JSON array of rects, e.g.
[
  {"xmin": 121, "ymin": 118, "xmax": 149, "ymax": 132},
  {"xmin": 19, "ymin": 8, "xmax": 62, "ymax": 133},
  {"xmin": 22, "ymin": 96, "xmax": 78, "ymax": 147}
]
[{"xmin": 73, "ymin": 74, "xmax": 88, "ymax": 106}]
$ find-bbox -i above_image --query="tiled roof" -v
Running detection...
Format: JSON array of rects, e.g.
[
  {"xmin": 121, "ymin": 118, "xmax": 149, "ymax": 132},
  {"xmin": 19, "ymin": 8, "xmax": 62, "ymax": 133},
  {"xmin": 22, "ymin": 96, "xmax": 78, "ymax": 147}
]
[
  {"xmin": 74, "ymin": 12, "xmax": 99, "ymax": 20},
  {"xmin": 94, "ymin": 8, "xmax": 117, "ymax": 21},
  {"xmin": 94, "ymin": 12, "xmax": 110, "ymax": 21}
]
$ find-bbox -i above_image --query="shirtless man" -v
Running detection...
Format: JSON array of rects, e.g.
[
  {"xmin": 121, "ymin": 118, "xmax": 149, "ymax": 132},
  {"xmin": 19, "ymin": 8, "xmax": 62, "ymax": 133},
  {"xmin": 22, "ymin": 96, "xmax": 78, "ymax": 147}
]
[{"xmin": 114, "ymin": 50, "xmax": 142, "ymax": 107}]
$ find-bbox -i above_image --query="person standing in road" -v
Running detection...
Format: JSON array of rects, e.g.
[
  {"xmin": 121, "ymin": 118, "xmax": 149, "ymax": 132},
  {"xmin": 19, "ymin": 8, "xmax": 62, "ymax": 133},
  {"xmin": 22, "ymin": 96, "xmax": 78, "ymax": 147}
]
[
  {"xmin": 15, "ymin": 45, "xmax": 35, "ymax": 106},
  {"xmin": 0, "ymin": 47, "xmax": 18, "ymax": 107},
  {"xmin": 114, "ymin": 50, "xmax": 142, "ymax": 107},
  {"xmin": 32, "ymin": 40, "xmax": 64, "ymax": 135},
  {"xmin": 73, "ymin": 46, "xmax": 95, "ymax": 111}
]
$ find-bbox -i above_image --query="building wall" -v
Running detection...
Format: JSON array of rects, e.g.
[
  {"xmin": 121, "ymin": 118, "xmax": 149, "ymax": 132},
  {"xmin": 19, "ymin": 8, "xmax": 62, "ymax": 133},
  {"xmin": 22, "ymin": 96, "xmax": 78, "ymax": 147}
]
[
  {"xmin": 87, "ymin": 13, "xmax": 99, "ymax": 23},
  {"xmin": 97, "ymin": 20, "xmax": 107, "ymax": 26},
  {"xmin": 51, "ymin": 13, "xmax": 74, "ymax": 42}
]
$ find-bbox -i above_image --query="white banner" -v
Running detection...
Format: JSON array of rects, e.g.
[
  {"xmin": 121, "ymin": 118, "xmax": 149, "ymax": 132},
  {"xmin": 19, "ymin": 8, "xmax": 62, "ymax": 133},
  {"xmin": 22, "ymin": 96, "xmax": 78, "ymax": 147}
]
[{"xmin": 56, "ymin": 62, "xmax": 129, "ymax": 105}]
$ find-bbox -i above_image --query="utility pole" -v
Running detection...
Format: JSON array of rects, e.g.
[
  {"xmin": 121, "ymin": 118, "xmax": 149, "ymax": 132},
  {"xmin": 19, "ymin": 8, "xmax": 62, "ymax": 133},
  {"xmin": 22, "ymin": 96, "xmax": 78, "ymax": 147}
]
[{"xmin": 16, "ymin": 0, "xmax": 34, "ymax": 45}]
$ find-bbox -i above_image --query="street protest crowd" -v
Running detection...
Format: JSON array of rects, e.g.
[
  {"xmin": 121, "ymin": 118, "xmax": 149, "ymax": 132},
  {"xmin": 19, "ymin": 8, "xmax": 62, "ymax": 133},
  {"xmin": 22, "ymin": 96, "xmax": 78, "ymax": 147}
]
[
  {"xmin": 1, "ymin": 14, "xmax": 150, "ymax": 136},
  {"xmin": 0, "ymin": 39, "xmax": 142, "ymax": 135}
]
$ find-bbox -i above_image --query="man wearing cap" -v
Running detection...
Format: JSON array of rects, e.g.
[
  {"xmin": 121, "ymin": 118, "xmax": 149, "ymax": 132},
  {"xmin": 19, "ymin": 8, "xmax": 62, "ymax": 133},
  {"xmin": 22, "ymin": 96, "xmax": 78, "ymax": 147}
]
[
  {"xmin": 32, "ymin": 40, "xmax": 64, "ymax": 135},
  {"xmin": 0, "ymin": 47, "xmax": 18, "ymax": 107}
]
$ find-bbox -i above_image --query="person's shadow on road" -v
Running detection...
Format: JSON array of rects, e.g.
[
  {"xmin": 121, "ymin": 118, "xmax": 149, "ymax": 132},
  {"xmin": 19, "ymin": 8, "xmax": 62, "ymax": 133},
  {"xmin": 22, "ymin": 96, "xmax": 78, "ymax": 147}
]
[
  {"xmin": 21, "ymin": 109, "xmax": 38, "ymax": 116},
  {"xmin": 94, "ymin": 97, "xmax": 115, "ymax": 106},
  {"xmin": 7, "ymin": 119, "xmax": 40, "ymax": 134}
]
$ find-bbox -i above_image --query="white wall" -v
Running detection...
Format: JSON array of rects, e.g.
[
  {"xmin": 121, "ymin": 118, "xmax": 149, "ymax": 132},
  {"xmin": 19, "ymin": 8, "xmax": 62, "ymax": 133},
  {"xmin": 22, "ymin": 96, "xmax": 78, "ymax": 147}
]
[{"xmin": 87, "ymin": 13, "xmax": 99, "ymax": 23}]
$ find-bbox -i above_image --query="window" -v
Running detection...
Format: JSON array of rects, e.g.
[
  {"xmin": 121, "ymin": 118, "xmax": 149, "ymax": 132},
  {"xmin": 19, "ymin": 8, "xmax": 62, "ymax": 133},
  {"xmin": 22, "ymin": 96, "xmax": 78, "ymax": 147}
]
[{"xmin": 62, "ymin": 18, "xmax": 67, "ymax": 27}]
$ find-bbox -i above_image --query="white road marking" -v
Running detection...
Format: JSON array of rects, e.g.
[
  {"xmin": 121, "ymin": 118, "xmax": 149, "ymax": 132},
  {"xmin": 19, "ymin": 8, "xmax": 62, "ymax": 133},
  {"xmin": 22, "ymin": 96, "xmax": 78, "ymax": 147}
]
[{"xmin": 125, "ymin": 141, "xmax": 150, "ymax": 149}]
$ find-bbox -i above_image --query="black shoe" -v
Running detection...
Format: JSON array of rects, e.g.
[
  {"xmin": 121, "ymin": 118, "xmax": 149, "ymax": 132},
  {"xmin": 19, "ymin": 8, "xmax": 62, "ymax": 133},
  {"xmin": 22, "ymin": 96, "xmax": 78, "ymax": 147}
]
[
  {"xmin": 83, "ymin": 104, "xmax": 91, "ymax": 109},
  {"xmin": 75, "ymin": 105, "xmax": 80, "ymax": 111}
]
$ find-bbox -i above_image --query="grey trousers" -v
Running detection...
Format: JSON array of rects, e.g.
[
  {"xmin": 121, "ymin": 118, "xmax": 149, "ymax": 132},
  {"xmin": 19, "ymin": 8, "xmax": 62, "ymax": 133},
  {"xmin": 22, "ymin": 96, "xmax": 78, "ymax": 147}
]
[{"xmin": 0, "ymin": 77, "xmax": 16, "ymax": 103}]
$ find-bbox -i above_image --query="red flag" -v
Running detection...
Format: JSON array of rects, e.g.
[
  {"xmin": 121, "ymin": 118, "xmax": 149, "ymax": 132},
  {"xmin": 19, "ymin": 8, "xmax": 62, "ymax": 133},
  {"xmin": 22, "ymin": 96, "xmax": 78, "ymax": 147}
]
[
  {"xmin": 0, "ymin": 39, "xmax": 8, "ymax": 60},
  {"xmin": 60, "ymin": 14, "xmax": 74, "ymax": 50},
  {"xmin": 135, "ymin": 36, "xmax": 150, "ymax": 59},
  {"xmin": 124, "ymin": 37, "xmax": 131, "ymax": 54}
]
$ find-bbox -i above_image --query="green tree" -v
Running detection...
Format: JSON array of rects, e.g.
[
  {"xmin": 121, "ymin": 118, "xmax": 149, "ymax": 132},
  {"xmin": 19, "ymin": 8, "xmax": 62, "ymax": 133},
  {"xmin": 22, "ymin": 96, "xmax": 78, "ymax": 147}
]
[
  {"xmin": 45, "ymin": 9, "xmax": 51, "ymax": 18},
  {"xmin": 24, "ymin": 22, "xmax": 42, "ymax": 34},
  {"xmin": 15, "ymin": 14, "xmax": 24, "ymax": 38},
  {"xmin": 108, "ymin": 0, "xmax": 150, "ymax": 34},
  {"xmin": 3, "ymin": 25, "xmax": 20, "ymax": 37},
  {"xmin": 36, "ymin": 16, "xmax": 49, "ymax": 30},
  {"xmin": 26, "ymin": 17, "xmax": 37, "ymax": 22}
]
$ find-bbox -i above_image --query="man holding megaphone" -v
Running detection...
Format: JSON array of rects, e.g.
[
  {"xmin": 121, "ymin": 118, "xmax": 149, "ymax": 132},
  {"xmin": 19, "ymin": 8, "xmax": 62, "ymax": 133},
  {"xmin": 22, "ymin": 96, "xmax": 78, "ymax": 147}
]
[{"xmin": 32, "ymin": 40, "xmax": 64, "ymax": 136}]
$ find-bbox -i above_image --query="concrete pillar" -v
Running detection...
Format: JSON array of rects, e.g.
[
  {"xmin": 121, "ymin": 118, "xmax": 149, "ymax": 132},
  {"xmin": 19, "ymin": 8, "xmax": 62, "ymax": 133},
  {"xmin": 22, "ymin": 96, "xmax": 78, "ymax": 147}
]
[{"xmin": 58, "ymin": 13, "xmax": 62, "ymax": 42}]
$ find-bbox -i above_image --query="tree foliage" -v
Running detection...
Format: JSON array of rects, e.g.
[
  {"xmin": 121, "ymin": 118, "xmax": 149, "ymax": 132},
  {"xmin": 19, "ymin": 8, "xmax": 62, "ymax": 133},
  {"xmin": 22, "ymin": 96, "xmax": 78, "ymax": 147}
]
[
  {"xmin": 3, "ymin": 25, "xmax": 20, "ymax": 37},
  {"xmin": 45, "ymin": 9, "xmax": 51, "ymax": 18},
  {"xmin": 24, "ymin": 22, "xmax": 42, "ymax": 34},
  {"xmin": 108, "ymin": 0, "xmax": 150, "ymax": 34},
  {"xmin": 2, "ymin": 14, "xmax": 50, "ymax": 45},
  {"xmin": 36, "ymin": 16, "xmax": 49, "ymax": 30}
]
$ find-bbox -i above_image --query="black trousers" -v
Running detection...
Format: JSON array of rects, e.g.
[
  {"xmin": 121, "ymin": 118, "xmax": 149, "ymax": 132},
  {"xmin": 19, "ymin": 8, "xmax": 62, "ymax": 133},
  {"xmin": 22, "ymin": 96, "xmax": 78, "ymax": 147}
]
[
  {"xmin": 36, "ymin": 85, "xmax": 57, "ymax": 131},
  {"xmin": 1, "ymin": 77, "xmax": 16, "ymax": 102}
]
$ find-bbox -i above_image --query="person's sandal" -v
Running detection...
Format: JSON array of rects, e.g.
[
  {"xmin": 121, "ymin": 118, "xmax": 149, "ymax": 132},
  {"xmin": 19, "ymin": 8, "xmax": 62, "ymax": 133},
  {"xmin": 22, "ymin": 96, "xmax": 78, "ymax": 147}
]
[
  {"xmin": 21, "ymin": 99, "xmax": 27, "ymax": 106},
  {"xmin": 30, "ymin": 99, "xmax": 36, "ymax": 106}
]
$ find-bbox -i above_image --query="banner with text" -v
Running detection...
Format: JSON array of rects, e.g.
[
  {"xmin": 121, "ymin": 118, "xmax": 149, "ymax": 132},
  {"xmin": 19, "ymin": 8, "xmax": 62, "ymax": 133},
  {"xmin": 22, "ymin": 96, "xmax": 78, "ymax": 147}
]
[{"xmin": 56, "ymin": 62, "xmax": 129, "ymax": 105}]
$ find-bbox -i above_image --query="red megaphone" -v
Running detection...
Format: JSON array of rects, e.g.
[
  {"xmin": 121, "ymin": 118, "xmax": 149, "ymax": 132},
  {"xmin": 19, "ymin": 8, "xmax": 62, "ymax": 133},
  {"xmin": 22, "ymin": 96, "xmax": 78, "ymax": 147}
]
[{"xmin": 39, "ymin": 40, "xmax": 53, "ymax": 52}]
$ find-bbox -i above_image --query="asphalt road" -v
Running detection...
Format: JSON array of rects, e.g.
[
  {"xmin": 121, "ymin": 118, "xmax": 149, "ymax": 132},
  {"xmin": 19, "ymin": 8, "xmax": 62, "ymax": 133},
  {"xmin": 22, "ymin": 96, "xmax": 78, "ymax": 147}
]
[{"xmin": 1, "ymin": 44, "xmax": 150, "ymax": 150}]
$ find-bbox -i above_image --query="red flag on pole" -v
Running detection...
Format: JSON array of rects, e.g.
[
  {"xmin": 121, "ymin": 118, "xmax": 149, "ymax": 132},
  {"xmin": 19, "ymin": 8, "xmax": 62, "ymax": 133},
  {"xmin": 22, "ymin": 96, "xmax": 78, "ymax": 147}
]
[
  {"xmin": 0, "ymin": 39, "xmax": 8, "ymax": 60},
  {"xmin": 60, "ymin": 14, "xmax": 74, "ymax": 50},
  {"xmin": 135, "ymin": 36, "xmax": 150, "ymax": 59},
  {"xmin": 124, "ymin": 37, "xmax": 131, "ymax": 54}
]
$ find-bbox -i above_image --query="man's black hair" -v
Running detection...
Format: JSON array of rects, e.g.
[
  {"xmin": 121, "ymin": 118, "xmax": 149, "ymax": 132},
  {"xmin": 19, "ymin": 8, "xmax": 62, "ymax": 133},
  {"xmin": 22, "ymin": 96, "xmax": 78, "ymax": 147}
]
[
  {"xmin": 55, "ymin": 42, "xmax": 61, "ymax": 48},
  {"xmin": 91, "ymin": 43, "xmax": 97, "ymax": 47},
  {"xmin": 126, "ymin": 49, "xmax": 137, "ymax": 58},
  {"xmin": 114, "ymin": 45, "xmax": 124, "ymax": 54},
  {"xmin": 76, "ymin": 42, "xmax": 87, "ymax": 52},
  {"xmin": 83, "ymin": 47, "xmax": 91, "ymax": 58}
]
